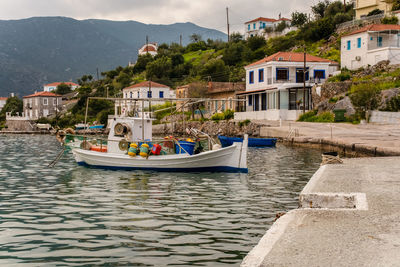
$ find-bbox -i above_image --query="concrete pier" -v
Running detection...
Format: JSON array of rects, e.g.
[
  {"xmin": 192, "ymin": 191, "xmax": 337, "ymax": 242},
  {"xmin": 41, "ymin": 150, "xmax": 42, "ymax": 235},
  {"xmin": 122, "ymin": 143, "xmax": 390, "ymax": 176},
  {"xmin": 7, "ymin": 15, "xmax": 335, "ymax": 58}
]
[
  {"xmin": 260, "ymin": 121, "xmax": 400, "ymax": 156},
  {"xmin": 242, "ymin": 157, "xmax": 400, "ymax": 266}
]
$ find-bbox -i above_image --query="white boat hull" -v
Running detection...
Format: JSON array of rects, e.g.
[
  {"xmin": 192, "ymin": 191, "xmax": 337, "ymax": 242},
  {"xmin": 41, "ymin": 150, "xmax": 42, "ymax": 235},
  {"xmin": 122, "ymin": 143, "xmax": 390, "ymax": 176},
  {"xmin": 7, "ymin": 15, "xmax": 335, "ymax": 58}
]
[{"xmin": 72, "ymin": 140, "xmax": 248, "ymax": 173}]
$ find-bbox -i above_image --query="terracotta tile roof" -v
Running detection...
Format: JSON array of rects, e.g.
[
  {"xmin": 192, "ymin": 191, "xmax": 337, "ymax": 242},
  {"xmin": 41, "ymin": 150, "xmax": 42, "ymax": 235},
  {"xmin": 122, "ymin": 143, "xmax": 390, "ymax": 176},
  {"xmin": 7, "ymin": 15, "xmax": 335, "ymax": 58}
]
[
  {"xmin": 141, "ymin": 45, "xmax": 157, "ymax": 52},
  {"xmin": 344, "ymin": 24, "xmax": 400, "ymax": 36},
  {"xmin": 123, "ymin": 81, "xmax": 169, "ymax": 90},
  {"xmin": 246, "ymin": 52, "xmax": 336, "ymax": 67},
  {"xmin": 278, "ymin": 17, "xmax": 291, "ymax": 21},
  {"xmin": 45, "ymin": 82, "xmax": 79, "ymax": 87},
  {"xmin": 23, "ymin": 91, "xmax": 61, "ymax": 98},
  {"xmin": 245, "ymin": 17, "xmax": 277, "ymax": 24},
  {"xmin": 0, "ymin": 97, "xmax": 8, "ymax": 100}
]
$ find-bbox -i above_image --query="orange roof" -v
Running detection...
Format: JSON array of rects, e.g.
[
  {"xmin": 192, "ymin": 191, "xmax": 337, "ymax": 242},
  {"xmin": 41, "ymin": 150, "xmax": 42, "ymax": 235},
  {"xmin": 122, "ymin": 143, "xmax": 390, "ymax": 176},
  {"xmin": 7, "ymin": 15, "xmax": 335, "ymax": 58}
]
[
  {"xmin": 0, "ymin": 97, "xmax": 8, "ymax": 100},
  {"xmin": 246, "ymin": 52, "xmax": 336, "ymax": 67},
  {"xmin": 23, "ymin": 91, "xmax": 61, "ymax": 98},
  {"xmin": 45, "ymin": 82, "xmax": 79, "ymax": 87},
  {"xmin": 141, "ymin": 45, "xmax": 157, "ymax": 52},
  {"xmin": 278, "ymin": 17, "xmax": 291, "ymax": 21},
  {"xmin": 344, "ymin": 24, "xmax": 400, "ymax": 36},
  {"xmin": 245, "ymin": 17, "xmax": 277, "ymax": 24},
  {"xmin": 123, "ymin": 81, "xmax": 169, "ymax": 90}
]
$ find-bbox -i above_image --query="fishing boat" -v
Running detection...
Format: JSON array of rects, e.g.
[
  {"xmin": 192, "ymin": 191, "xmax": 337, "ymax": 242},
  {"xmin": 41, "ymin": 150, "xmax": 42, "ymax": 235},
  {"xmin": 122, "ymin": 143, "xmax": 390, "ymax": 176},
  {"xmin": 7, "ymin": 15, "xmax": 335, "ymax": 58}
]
[
  {"xmin": 63, "ymin": 115, "xmax": 248, "ymax": 173},
  {"xmin": 218, "ymin": 135, "xmax": 277, "ymax": 148}
]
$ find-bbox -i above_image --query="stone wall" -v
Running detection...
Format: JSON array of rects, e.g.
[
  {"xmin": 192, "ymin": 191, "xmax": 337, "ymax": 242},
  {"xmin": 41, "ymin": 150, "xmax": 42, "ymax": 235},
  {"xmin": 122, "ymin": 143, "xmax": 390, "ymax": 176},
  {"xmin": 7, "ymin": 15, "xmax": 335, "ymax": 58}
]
[{"xmin": 153, "ymin": 120, "xmax": 262, "ymax": 137}]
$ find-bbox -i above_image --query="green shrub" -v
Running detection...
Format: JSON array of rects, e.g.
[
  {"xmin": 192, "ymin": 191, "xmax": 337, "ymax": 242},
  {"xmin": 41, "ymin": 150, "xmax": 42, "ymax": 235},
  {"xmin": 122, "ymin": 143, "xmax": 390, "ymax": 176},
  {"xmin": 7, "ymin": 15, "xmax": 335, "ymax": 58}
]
[
  {"xmin": 223, "ymin": 109, "xmax": 234, "ymax": 120},
  {"xmin": 238, "ymin": 119, "xmax": 251, "ymax": 127},
  {"xmin": 211, "ymin": 113, "xmax": 225, "ymax": 121},
  {"xmin": 298, "ymin": 110, "xmax": 317, "ymax": 121},
  {"xmin": 298, "ymin": 110, "xmax": 334, "ymax": 123},
  {"xmin": 382, "ymin": 16, "xmax": 399, "ymax": 24},
  {"xmin": 382, "ymin": 95, "xmax": 400, "ymax": 111},
  {"xmin": 328, "ymin": 72, "xmax": 351, "ymax": 82},
  {"xmin": 349, "ymin": 83, "xmax": 381, "ymax": 118},
  {"xmin": 329, "ymin": 97, "xmax": 338, "ymax": 103}
]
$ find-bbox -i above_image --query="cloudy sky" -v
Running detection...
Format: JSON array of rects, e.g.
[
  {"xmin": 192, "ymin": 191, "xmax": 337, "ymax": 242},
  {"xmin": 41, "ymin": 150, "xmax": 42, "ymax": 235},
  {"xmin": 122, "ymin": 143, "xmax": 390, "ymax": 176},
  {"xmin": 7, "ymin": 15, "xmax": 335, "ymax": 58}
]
[{"xmin": 0, "ymin": 0, "xmax": 317, "ymax": 33}]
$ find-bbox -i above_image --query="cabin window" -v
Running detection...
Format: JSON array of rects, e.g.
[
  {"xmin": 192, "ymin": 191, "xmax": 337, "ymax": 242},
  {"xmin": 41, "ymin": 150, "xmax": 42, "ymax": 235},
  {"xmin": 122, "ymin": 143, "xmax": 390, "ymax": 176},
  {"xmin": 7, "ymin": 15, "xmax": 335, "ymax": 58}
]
[
  {"xmin": 276, "ymin": 68, "xmax": 289, "ymax": 81},
  {"xmin": 43, "ymin": 98, "xmax": 48, "ymax": 105},
  {"xmin": 159, "ymin": 91, "xmax": 164, "ymax": 98},
  {"xmin": 357, "ymin": 37, "xmax": 361, "ymax": 48},
  {"xmin": 347, "ymin": 40, "xmax": 351, "ymax": 50},
  {"xmin": 147, "ymin": 91, "xmax": 152, "ymax": 98},
  {"xmin": 249, "ymin": 71, "xmax": 254, "ymax": 84}
]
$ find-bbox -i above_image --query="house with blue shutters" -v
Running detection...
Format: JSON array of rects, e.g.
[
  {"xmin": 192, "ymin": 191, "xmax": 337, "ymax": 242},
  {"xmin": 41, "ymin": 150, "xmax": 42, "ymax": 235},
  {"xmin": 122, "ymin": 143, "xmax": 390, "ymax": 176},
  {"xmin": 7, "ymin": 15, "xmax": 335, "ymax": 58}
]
[
  {"xmin": 341, "ymin": 24, "xmax": 400, "ymax": 70},
  {"xmin": 117, "ymin": 81, "xmax": 175, "ymax": 115},
  {"xmin": 244, "ymin": 16, "xmax": 292, "ymax": 39},
  {"xmin": 235, "ymin": 52, "xmax": 339, "ymax": 121}
]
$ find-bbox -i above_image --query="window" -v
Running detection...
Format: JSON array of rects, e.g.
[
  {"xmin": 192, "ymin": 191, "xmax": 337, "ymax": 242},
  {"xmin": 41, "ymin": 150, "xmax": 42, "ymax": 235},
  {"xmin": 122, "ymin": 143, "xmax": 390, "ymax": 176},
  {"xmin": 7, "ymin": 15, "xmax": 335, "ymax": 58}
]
[
  {"xmin": 248, "ymin": 24, "xmax": 250, "ymax": 30},
  {"xmin": 258, "ymin": 69, "xmax": 264, "ymax": 82},
  {"xmin": 248, "ymin": 95, "xmax": 253, "ymax": 106},
  {"xmin": 130, "ymin": 92, "xmax": 133, "ymax": 98},
  {"xmin": 357, "ymin": 37, "xmax": 361, "ymax": 48},
  {"xmin": 314, "ymin": 70, "xmax": 326, "ymax": 80},
  {"xmin": 276, "ymin": 68, "xmax": 289, "ymax": 81},
  {"xmin": 159, "ymin": 91, "xmax": 164, "ymax": 98},
  {"xmin": 263, "ymin": 22, "xmax": 266, "ymax": 28},
  {"xmin": 53, "ymin": 98, "xmax": 57, "ymax": 105},
  {"xmin": 147, "ymin": 91, "xmax": 152, "ymax": 98},
  {"xmin": 43, "ymin": 98, "xmax": 48, "ymax": 105},
  {"xmin": 370, "ymin": 37, "xmax": 373, "ymax": 41},
  {"xmin": 249, "ymin": 71, "xmax": 254, "ymax": 84},
  {"xmin": 253, "ymin": 23, "xmax": 256, "ymax": 29},
  {"xmin": 137, "ymin": 92, "xmax": 140, "ymax": 98},
  {"xmin": 377, "ymin": 36, "xmax": 383, "ymax": 47},
  {"xmin": 347, "ymin": 40, "xmax": 351, "ymax": 50}
]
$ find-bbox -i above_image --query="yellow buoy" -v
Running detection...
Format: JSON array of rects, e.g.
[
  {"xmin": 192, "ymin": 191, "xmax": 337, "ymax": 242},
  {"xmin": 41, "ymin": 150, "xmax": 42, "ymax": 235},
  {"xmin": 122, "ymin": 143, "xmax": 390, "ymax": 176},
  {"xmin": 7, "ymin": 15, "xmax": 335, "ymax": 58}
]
[
  {"xmin": 128, "ymin": 143, "xmax": 138, "ymax": 157},
  {"xmin": 139, "ymin": 143, "xmax": 150, "ymax": 157}
]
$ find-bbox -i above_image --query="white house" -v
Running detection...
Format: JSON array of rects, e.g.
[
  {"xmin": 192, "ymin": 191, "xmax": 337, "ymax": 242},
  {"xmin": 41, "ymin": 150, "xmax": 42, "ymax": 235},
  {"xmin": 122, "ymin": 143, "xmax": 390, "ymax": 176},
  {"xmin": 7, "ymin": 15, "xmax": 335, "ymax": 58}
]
[
  {"xmin": 0, "ymin": 97, "xmax": 7, "ymax": 111},
  {"xmin": 43, "ymin": 82, "xmax": 79, "ymax": 92},
  {"xmin": 116, "ymin": 81, "xmax": 175, "ymax": 115},
  {"xmin": 138, "ymin": 43, "xmax": 158, "ymax": 57},
  {"xmin": 244, "ymin": 16, "xmax": 292, "ymax": 39},
  {"xmin": 341, "ymin": 24, "xmax": 400, "ymax": 70},
  {"xmin": 235, "ymin": 52, "xmax": 339, "ymax": 121}
]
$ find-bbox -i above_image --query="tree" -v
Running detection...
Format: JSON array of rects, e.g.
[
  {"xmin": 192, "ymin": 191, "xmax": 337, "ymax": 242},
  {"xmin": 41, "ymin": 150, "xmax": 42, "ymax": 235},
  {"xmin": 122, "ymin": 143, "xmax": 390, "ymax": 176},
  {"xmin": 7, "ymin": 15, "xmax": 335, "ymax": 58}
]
[
  {"xmin": 55, "ymin": 83, "xmax": 72, "ymax": 95},
  {"xmin": 223, "ymin": 42, "xmax": 246, "ymax": 66},
  {"xmin": 246, "ymin": 35, "xmax": 266, "ymax": 51},
  {"xmin": 187, "ymin": 82, "xmax": 208, "ymax": 119},
  {"xmin": 311, "ymin": 0, "xmax": 330, "ymax": 19},
  {"xmin": 0, "ymin": 96, "xmax": 23, "ymax": 123},
  {"xmin": 189, "ymin": 33, "xmax": 202, "ymax": 43},
  {"xmin": 382, "ymin": 16, "xmax": 399, "ymax": 24},
  {"xmin": 229, "ymin": 32, "xmax": 243, "ymax": 43},
  {"xmin": 291, "ymin": 11, "xmax": 308, "ymax": 27},
  {"xmin": 350, "ymin": 83, "xmax": 381, "ymax": 120},
  {"xmin": 199, "ymin": 58, "xmax": 229, "ymax": 81},
  {"xmin": 146, "ymin": 56, "xmax": 172, "ymax": 79},
  {"xmin": 133, "ymin": 54, "xmax": 154, "ymax": 74},
  {"xmin": 392, "ymin": 0, "xmax": 400, "ymax": 11},
  {"xmin": 275, "ymin": 21, "xmax": 288, "ymax": 32}
]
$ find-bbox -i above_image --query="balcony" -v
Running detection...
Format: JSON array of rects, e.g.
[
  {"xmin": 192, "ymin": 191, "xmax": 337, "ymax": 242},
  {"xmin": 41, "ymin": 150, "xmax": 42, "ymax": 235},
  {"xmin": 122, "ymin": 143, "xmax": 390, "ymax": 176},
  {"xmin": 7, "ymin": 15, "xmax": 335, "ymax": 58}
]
[{"xmin": 265, "ymin": 77, "xmax": 326, "ymax": 85}]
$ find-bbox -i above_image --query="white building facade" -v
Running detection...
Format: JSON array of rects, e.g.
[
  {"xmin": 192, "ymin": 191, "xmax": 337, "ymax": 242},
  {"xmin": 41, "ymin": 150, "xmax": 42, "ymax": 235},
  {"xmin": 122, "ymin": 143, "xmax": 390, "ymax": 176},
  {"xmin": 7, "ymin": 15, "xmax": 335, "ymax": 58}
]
[
  {"xmin": 341, "ymin": 24, "xmax": 400, "ymax": 70},
  {"xmin": 43, "ymin": 82, "xmax": 79, "ymax": 92},
  {"xmin": 244, "ymin": 16, "xmax": 292, "ymax": 39},
  {"xmin": 235, "ymin": 52, "xmax": 339, "ymax": 121},
  {"xmin": 116, "ymin": 81, "xmax": 175, "ymax": 116},
  {"xmin": 0, "ymin": 97, "xmax": 7, "ymax": 111},
  {"xmin": 138, "ymin": 43, "xmax": 158, "ymax": 57}
]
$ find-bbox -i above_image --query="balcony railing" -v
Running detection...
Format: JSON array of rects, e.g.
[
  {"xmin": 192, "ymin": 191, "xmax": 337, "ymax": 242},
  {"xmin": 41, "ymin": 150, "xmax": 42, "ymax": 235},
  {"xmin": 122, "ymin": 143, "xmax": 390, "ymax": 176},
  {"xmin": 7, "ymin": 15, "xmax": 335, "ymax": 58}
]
[{"xmin": 263, "ymin": 77, "xmax": 326, "ymax": 85}]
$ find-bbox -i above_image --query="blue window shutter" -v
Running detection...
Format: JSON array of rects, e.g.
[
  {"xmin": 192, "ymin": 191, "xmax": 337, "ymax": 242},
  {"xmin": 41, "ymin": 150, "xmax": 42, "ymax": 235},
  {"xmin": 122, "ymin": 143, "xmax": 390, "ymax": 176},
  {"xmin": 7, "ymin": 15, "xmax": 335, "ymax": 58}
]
[
  {"xmin": 357, "ymin": 38, "xmax": 361, "ymax": 48},
  {"xmin": 259, "ymin": 69, "xmax": 264, "ymax": 82},
  {"xmin": 248, "ymin": 95, "xmax": 252, "ymax": 106},
  {"xmin": 248, "ymin": 24, "xmax": 250, "ymax": 30},
  {"xmin": 253, "ymin": 23, "xmax": 256, "ymax": 29},
  {"xmin": 147, "ymin": 91, "xmax": 152, "ymax": 98},
  {"xmin": 347, "ymin": 40, "xmax": 351, "ymax": 50},
  {"xmin": 249, "ymin": 71, "xmax": 254, "ymax": 84},
  {"xmin": 159, "ymin": 91, "xmax": 164, "ymax": 98}
]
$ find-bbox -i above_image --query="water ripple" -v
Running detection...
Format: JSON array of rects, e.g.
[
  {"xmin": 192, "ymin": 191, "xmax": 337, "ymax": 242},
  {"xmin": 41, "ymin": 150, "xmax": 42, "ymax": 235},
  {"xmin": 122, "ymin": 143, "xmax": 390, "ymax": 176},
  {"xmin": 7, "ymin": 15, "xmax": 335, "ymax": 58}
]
[{"xmin": 0, "ymin": 135, "xmax": 321, "ymax": 266}]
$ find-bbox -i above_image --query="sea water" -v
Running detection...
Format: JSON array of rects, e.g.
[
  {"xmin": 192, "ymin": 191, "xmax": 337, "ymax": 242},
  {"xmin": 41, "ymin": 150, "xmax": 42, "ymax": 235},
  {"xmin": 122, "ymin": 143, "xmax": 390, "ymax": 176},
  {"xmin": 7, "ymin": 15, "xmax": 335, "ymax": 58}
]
[{"xmin": 0, "ymin": 135, "xmax": 321, "ymax": 266}]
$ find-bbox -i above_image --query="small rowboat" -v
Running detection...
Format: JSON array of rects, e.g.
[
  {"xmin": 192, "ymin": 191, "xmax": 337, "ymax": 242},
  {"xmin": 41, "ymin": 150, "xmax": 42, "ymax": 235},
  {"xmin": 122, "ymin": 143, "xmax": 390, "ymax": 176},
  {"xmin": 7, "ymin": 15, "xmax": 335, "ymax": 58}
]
[{"xmin": 218, "ymin": 135, "xmax": 277, "ymax": 148}]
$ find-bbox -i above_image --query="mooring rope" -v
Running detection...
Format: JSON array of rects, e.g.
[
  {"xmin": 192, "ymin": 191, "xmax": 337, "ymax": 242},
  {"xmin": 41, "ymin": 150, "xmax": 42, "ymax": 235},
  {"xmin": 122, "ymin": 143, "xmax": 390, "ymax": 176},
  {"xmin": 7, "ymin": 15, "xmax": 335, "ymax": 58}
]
[
  {"xmin": 48, "ymin": 146, "xmax": 66, "ymax": 168},
  {"xmin": 321, "ymin": 154, "xmax": 343, "ymax": 165}
]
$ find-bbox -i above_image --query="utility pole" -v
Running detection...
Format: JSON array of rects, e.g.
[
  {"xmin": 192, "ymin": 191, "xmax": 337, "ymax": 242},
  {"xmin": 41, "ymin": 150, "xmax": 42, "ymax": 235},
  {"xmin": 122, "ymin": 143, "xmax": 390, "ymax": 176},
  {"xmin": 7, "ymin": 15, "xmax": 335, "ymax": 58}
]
[
  {"xmin": 180, "ymin": 34, "xmax": 182, "ymax": 46},
  {"xmin": 146, "ymin": 35, "xmax": 149, "ymax": 53},
  {"xmin": 96, "ymin": 68, "xmax": 99, "ymax": 80},
  {"xmin": 148, "ymin": 80, "xmax": 152, "ymax": 118},
  {"xmin": 226, "ymin": 7, "xmax": 230, "ymax": 42},
  {"xmin": 343, "ymin": 0, "xmax": 346, "ymax": 12},
  {"xmin": 303, "ymin": 48, "xmax": 306, "ymax": 114}
]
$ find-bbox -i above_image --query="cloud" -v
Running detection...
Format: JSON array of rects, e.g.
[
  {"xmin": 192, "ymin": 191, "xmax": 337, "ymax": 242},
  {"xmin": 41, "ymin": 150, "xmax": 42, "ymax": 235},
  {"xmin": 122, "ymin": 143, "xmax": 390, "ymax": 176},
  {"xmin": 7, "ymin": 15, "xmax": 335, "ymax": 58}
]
[{"xmin": 0, "ymin": 0, "xmax": 315, "ymax": 33}]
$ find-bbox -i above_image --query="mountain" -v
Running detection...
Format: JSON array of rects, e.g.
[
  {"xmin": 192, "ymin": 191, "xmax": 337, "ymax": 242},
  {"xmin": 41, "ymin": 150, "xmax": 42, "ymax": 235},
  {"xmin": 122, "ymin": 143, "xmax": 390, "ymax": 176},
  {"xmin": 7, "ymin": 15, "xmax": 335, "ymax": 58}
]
[{"xmin": 0, "ymin": 17, "xmax": 226, "ymax": 97}]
